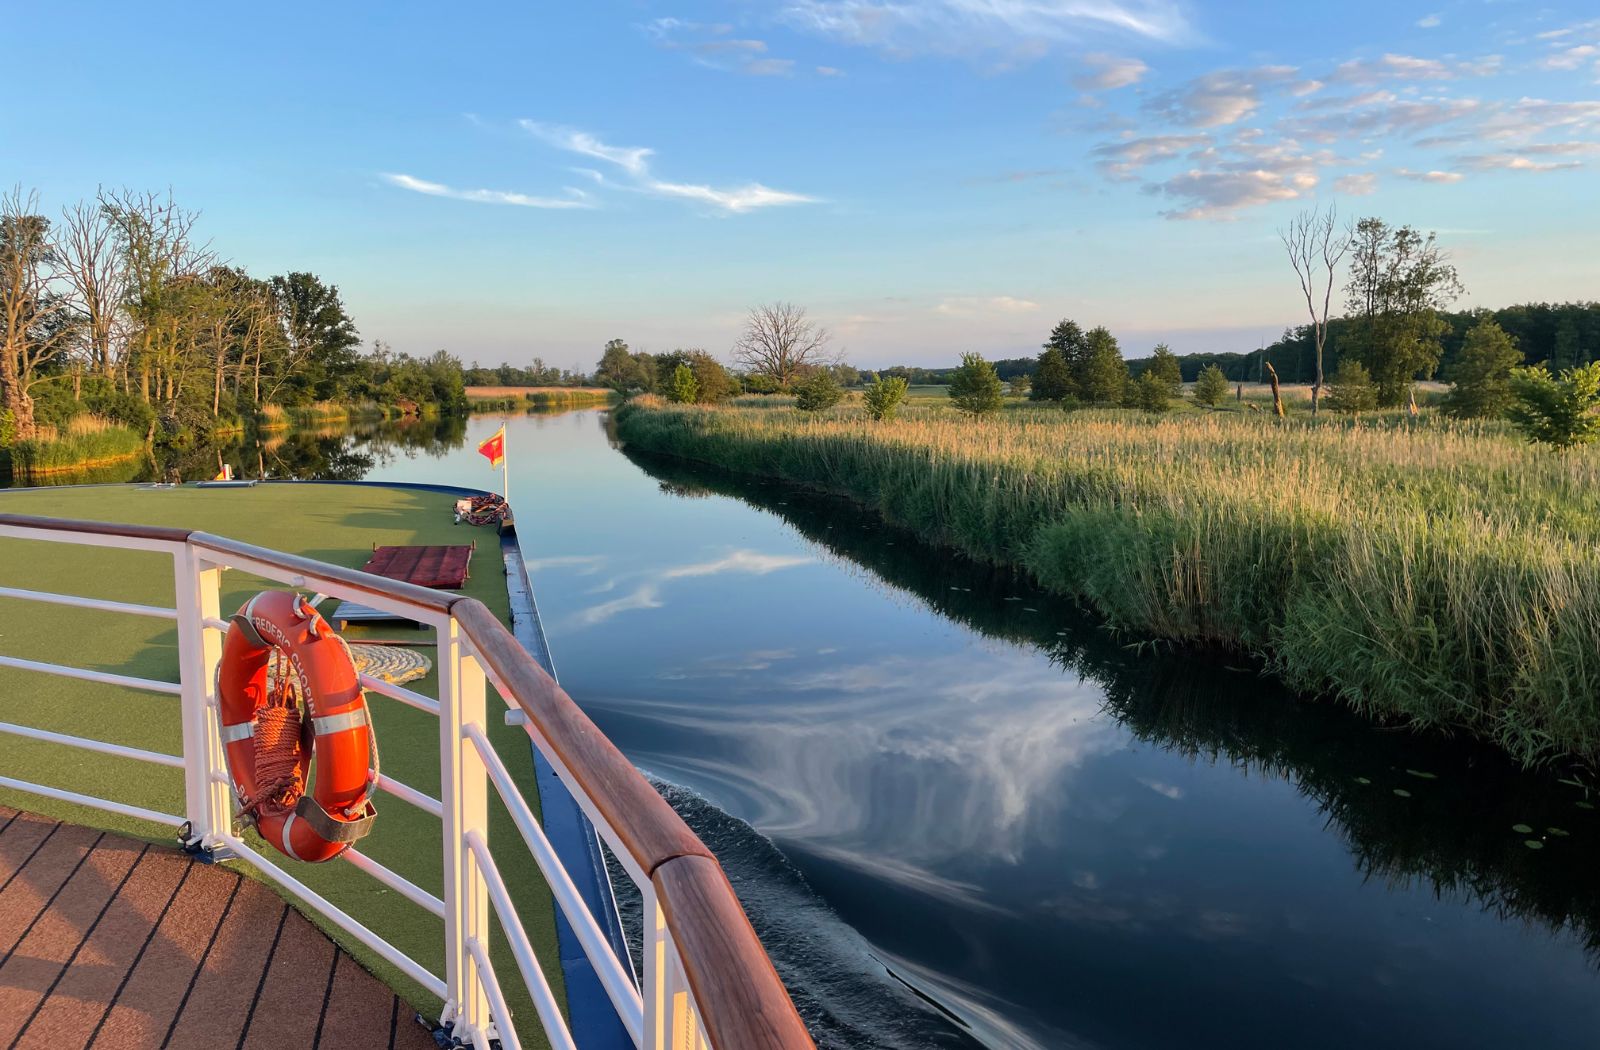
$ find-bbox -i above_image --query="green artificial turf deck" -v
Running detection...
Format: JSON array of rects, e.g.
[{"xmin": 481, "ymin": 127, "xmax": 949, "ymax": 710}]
[{"xmin": 0, "ymin": 482, "xmax": 565, "ymax": 1046}]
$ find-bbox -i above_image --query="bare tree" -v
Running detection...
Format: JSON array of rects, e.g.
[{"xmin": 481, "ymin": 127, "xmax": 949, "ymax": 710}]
[
  {"xmin": 731, "ymin": 302, "xmax": 834, "ymax": 388},
  {"xmin": 56, "ymin": 195, "xmax": 131, "ymax": 380},
  {"xmin": 1, "ymin": 187, "xmax": 75, "ymax": 439},
  {"xmin": 1280, "ymin": 205, "xmax": 1352, "ymax": 415}
]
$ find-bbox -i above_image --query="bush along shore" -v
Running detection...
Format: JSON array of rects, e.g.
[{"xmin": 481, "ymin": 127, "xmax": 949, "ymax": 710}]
[{"xmin": 615, "ymin": 396, "xmax": 1600, "ymax": 769}]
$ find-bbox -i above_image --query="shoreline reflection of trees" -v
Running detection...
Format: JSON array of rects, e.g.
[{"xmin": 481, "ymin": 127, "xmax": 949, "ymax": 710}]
[{"xmin": 623, "ymin": 447, "xmax": 1600, "ymax": 964}]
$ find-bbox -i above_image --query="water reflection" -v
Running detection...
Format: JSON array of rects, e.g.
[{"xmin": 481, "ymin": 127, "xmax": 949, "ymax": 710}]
[{"xmin": 618, "ymin": 446, "xmax": 1600, "ymax": 1048}]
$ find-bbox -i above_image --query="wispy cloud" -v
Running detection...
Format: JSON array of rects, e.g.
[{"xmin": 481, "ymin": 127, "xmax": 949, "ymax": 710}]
[
  {"xmin": 1146, "ymin": 167, "xmax": 1318, "ymax": 221},
  {"xmin": 1416, "ymin": 13, "xmax": 1441, "ymax": 29},
  {"xmin": 780, "ymin": 0, "xmax": 1196, "ymax": 60},
  {"xmin": 1395, "ymin": 167, "xmax": 1464, "ymax": 183},
  {"xmin": 1145, "ymin": 66, "xmax": 1300, "ymax": 128},
  {"xmin": 1333, "ymin": 172, "xmax": 1378, "ymax": 195},
  {"xmin": 380, "ymin": 173, "xmax": 593, "ymax": 209},
  {"xmin": 570, "ymin": 549, "xmax": 814, "ymax": 627},
  {"xmin": 644, "ymin": 18, "xmax": 805, "ymax": 76},
  {"xmin": 1073, "ymin": 53, "xmax": 1149, "ymax": 91},
  {"xmin": 934, "ymin": 295, "xmax": 1040, "ymax": 316},
  {"xmin": 1455, "ymin": 153, "xmax": 1584, "ymax": 173},
  {"xmin": 520, "ymin": 121, "xmax": 818, "ymax": 214}
]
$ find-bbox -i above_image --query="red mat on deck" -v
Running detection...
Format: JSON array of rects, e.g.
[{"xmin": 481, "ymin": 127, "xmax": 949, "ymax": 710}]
[{"xmin": 360, "ymin": 545, "xmax": 474, "ymax": 589}]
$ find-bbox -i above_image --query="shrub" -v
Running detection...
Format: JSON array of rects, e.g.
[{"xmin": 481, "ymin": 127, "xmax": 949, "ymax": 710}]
[
  {"xmin": 862, "ymin": 374, "xmax": 909, "ymax": 421},
  {"xmin": 669, "ymin": 363, "xmax": 700, "ymax": 404},
  {"xmin": 1507, "ymin": 362, "xmax": 1600, "ymax": 449},
  {"xmin": 1007, "ymin": 374, "xmax": 1031, "ymax": 398},
  {"xmin": 948, "ymin": 353, "xmax": 1004, "ymax": 416},
  {"xmin": 742, "ymin": 373, "xmax": 781, "ymax": 395},
  {"xmin": 1193, "ymin": 365, "xmax": 1230, "ymax": 408},
  {"xmin": 1132, "ymin": 370, "xmax": 1171, "ymax": 413},
  {"xmin": 1325, "ymin": 360, "xmax": 1378, "ymax": 413},
  {"xmin": 794, "ymin": 371, "xmax": 844, "ymax": 412},
  {"xmin": 1442, "ymin": 317, "xmax": 1522, "ymax": 419}
]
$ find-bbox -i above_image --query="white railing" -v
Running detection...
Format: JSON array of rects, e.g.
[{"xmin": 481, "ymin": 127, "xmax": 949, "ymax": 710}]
[{"xmin": 0, "ymin": 513, "xmax": 812, "ymax": 1050}]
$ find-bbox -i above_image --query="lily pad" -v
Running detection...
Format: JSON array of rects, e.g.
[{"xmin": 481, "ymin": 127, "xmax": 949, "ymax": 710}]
[
  {"xmin": 1512, "ymin": 824, "xmax": 1534, "ymax": 834},
  {"xmin": 1405, "ymin": 769, "xmax": 1438, "ymax": 780},
  {"xmin": 1355, "ymin": 777, "xmax": 1372, "ymax": 785},
  {"xmin": 1547, "ymin": 827, "xmax": 1571, "ymax": 837},
  {"xmin": 1392, "ymin": 788, "xmax": 1412, "ymax": 798},
  {"xmin": 1525, "ymin": 840, "xmax": 1545, "ymax": 850}
]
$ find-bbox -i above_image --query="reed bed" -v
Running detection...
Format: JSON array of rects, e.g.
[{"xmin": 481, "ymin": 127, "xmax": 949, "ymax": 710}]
[
  {"xmin": 616, "ymin": 397, "xmax": 1600, "ymax": 766},
  {"xmin": 7, "ymin": 414, "xmax": 147, "ymax": 475},
  {"xmin": 466, "ymin": 386, "xmax": 616, "ymax": 410}
]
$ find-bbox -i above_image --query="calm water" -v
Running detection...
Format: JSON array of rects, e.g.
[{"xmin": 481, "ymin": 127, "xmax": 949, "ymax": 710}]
[{"xmin": 10, "ymin": 410, "xmax": 1600, "ymax": 1048}]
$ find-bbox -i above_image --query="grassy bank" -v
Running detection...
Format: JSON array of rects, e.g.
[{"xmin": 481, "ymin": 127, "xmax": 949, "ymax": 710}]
[
  {"xmin": 4, "ymin": 415, "xmax": 147, "ymax": 476},
  {"xmin": 466, "ymin": 386, "xmax": 616, "ymax": 411},
  {"xmin": 615, "ymin": 396, "xmax": 1600, "ymax": 768}
]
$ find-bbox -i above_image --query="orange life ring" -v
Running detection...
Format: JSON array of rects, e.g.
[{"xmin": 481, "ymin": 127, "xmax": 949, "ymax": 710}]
[{"xmin": 216, "ymin": 591, "xmax": 377, "ymax": 862}]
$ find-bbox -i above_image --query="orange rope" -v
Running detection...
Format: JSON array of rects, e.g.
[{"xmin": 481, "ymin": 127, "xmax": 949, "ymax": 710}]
[{"xmin": 240, "ymin": 651, "xmax": 305, "ymax": 818}]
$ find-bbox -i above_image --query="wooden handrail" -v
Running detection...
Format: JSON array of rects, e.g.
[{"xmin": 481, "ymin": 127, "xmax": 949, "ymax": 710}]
[
  {"xmin": 455, "ymin": 599, "xmax": 814, "ymax": 1049},
  {"xmin": 653, "ymin": 855, "xmax": 814, "ymax": 1049},
  {"xmin": 189, "ymin": 532, "xmax": 463, "ymax": 615},
  {"xmin": 453, "ymin": 599, "xmax": 711, "ymax": 874},
  {"xmin": 0, "ymin": 513, "xmax": 194, "ymax": 545}
]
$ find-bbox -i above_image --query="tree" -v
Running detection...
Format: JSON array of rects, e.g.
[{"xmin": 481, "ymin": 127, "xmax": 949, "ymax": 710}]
[
  {"xmin": 55, "ymin": 194, "xmax": 131, "ymax": 380},
  {"xmin": 1507, "ymin": 363, "xmax": 1600, "ymax": 449},
  {"xmin": 1281, "ymin": 205, "xmax": 1352, "ymax": 415},
  {"xmin": 948, "ymin": 353, "xmax": 1004, "ymax": 415},
  {"xmin": 793, "ymin": 370, "xmax": 843, "ymax": 412},
  {"xmin": 741, "ymin": 372, "xmax": 780, "ymax": 395},
  {"xmin": 668, "ymin": 363, "xmax": 699, "ymax": 404},
  {"xmin": 732, "ymin": 302, "xmax": 833, "ymax": 388},
  {"xmin": 657, "ymin": 348, "xmax": 738, "ymax": 404},
  {"xmin": 1079, "ymin": 327, "xmax": 1128, "ymax": 404},
  {"xmin": 1132, "ymin": 370, "xmax": 1171, "ymax": 412},
  {"xmin": 1030, "ymin": 346, "xmax": 1073, "ymax": 403},
  {"xmin": 1007, "ymin": 373, "xmax": 1031, "ymax": 398},
  {"xmin": 1147, "ymin": 343, "xmax": 1182, "ymax": 397},
  {"xmin": 266, "ymin": 272, "xmax": 360, "ymax": 403},
  {"xmin": 1324, "ymin": 359, "xmax": 1378, "ymax": 413},
  {"xmin": 0, "ymin": 188, "xmax": 73, "ymax": 439},
  {"xmin": 596, "ymin": 339, "xmax": 645, "ymax": 393},
  {"xmin": 1441, "ymin": 316, "xmax": 1521, "ymax": 418},
  {"xmin": 862, "ymin": 373, "xmax": 908, "ymax": 421},
  {"xmin": 1193, "ymin": 364, "xmax": 1230, "ymax": 407},
  {"xmin": 1345, "ymin": 218, "xmax": 1464, "ymax": 407},
  {"xmin": 1043, "ymin": 319, "xmax": 1090, "ymax": 395}
]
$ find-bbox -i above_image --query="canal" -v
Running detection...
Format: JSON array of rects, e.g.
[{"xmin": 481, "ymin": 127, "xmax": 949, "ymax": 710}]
[{"xmin": 8, "ymin": 408, "xmax": 1600, "ymax": 1049}]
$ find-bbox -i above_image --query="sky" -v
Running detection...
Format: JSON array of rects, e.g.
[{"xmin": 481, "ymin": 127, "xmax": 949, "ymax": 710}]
[{"xmin": 4, "ymin": 1, "xmax": 1599, "ymax": 369}]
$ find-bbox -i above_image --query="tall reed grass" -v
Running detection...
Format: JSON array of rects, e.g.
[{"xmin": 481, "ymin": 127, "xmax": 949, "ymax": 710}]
[
  {"xmin": 8, "ymin": 414, "xmax": 147, "ymax": 475},
  {"xmin": 616, "ymin": 396, "xmax": 1600, "ymax": 767}
]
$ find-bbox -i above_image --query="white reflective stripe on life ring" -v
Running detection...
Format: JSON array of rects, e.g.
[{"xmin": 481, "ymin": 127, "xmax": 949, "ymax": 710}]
[
  {"xmin": 220, "ymin": 722, "xmax": 256, "ymax": 744},
  {"xmin": 312, "ymin": 707, "xmax": 369, "ymax": 736}
]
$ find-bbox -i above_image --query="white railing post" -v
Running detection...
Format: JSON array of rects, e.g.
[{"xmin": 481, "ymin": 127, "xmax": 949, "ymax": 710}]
[
  {"xmin": 173, "ymin": 546, "xmax": 231, "ymax": 854},
  {"xmin": 645, "ymin": 894, "xmax": 707, "ymax": 1050},
  {"xmin": 440, "ymin": 616, "xmax": 494, "ymax": 1045}
]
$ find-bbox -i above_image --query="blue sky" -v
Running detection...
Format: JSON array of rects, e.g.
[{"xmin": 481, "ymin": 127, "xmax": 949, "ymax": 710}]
[{"xmin": 5, "ymin": 2, "xmax": 1599, "ymax": 368}]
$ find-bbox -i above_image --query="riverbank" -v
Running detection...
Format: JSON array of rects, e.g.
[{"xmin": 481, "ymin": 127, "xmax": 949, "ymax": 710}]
[
  {"xmin": 467, "ymin": 386, "xmax": 617, "ymax": 412},
  {"xmin": 614, "ymin": 396, "xmax": 1600, "ymax": 768}
]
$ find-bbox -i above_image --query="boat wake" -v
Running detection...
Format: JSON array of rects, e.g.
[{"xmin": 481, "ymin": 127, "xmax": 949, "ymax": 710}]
[{"xmin": 619, "ymin": 776, "xmax": 994, "ymax": 1049}]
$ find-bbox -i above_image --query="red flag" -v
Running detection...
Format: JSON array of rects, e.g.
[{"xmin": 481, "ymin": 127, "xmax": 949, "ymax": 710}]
[{"xmin": 477, "ymin": 426, "xmax": 505, "ymax": 469}]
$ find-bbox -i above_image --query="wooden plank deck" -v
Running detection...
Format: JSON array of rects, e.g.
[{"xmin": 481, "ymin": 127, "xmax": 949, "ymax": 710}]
[{"xmin": 0, "ymin": 806, "xmax": 438, "ymax": 1050}]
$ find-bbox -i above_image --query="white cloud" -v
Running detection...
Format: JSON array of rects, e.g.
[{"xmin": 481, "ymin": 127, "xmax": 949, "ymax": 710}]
[
  {"xmin": 644, "ymin": 18, "xmax": 813, "ymax": 76},
  {"xmin": 1416, "ymin": 13, "xmax": 1441, "ymax": 29},
  {"xmin": 934, "ymin": 296, "xmax": 1041, "ymax": 316},
  {"xmin": 1147, "ymin": 167, "xmax": 1317, "ymax": 221},
  {"xmin": 1455, "ymin": 153, "xmax": 1584, "ymax": 173},
  {"xmin": 1328, "ymin": 52, "xmax": 1456, "ymax": 84},
  {"xmin": 1540, "ymin": 45, "xmax": 1599, "ymax": 71},
  {"xmin": 1092, "ymin": 132, "xmax": 1211, "ymax": 178},
  {"xmin": 1395, "ymin": 167, "xmax": 1464, "ymax": 183},
  {"xmin": 662, "ymin": 551, "xmax": 815, "ymax": 579},
  {"xmin": 779, "ymin": 0, "xmax": 1196, "ymax": 59},
  {"xmin": 520, "ymin": 122, "xmax": 818, "ymax": 214},
  {"xmin": 1333, "ymin": 172, "xmax": 1378, "ymax": 195},
  {"xmin": 1074, "ymin": 53, "xmax": 1149, "ymax": 90},
  {"xmin": 380, "ymin": 173, "xmax": 593, "ymax": 210},
  {"xmin": 1146, "ymin": 66, "xmax": 1300, "ymax": 128}
]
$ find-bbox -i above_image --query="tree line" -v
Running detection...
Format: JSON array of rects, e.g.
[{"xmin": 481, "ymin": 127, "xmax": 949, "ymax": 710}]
[{"xmin": 0, "ymin": 186, "xmax": 467, "ymax": 450}]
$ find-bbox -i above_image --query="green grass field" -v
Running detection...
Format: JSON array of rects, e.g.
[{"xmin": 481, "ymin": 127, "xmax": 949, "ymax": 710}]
[
  {"xmin": 617, "ymin": 395, "xmax": 1600, "ymax": 769},
  {"xmin": 0, "ymin": 483, "xmax": 564, "ymax": 1044}
]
